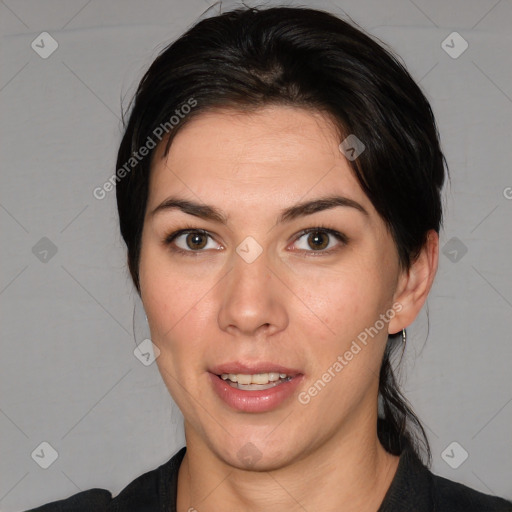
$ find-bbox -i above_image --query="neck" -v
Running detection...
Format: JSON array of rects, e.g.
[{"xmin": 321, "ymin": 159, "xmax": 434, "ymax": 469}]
[{"xmin": 176, "ymin": 421, "xmax": 400, "ymax": 512}]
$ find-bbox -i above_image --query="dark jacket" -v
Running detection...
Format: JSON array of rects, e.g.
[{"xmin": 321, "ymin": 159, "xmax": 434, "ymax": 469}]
[{"xmin": 26, "ymin": 443, "xmax": 512, "ymax": 511}]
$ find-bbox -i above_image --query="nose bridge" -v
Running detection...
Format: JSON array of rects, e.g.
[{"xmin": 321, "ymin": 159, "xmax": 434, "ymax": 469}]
[
  {"xmin": 217, "ymin": 238, "xmax": 288, "ymax": 336},
  {"xmin": 228, "ymin": 242, "xmax": 272, "ymax": 311}
]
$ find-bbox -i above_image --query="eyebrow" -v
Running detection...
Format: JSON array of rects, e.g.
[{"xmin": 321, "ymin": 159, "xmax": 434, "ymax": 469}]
[{"xmin": 150, "ymin": 195, "xmax": 368, "ymax": 224}]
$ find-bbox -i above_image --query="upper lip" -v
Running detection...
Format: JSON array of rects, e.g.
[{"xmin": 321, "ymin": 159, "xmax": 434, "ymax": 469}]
[{"xmin": 210, "ymin": 362, "xmax": 302, "ymax": 376}]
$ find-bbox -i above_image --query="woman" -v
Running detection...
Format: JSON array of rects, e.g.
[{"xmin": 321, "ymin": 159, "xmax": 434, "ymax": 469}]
[{"xmin": 28, "ymin": 5, "xmax": 512, "ymax": 512}]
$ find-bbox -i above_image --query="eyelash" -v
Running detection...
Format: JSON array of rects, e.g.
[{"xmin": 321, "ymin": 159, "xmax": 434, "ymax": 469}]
[{"xmin": 162, "ymin": 223, "xmax": 349, "ymax": 257}]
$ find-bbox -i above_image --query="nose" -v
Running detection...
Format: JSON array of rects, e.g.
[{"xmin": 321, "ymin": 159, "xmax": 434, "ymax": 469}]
[{"xmin": 217, "ymin": 246, "xmax": 288, "ymax": 338}]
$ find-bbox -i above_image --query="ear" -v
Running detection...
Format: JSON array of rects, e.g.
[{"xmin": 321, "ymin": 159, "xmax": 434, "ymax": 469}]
[{"xmin": 388, "ymin": 229, "xmax": 439, "ymax": 334}]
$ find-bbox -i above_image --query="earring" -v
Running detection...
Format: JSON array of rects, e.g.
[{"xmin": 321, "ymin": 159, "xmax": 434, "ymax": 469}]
[{"xmin": 402, "ymin": 328, "xmax": 407, "ymax": 344}]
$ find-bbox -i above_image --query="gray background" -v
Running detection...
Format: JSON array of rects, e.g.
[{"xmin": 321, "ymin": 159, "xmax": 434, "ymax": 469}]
[{"xmin": 1, "ymin": 0, "xmax": 511, "ymax": 510}]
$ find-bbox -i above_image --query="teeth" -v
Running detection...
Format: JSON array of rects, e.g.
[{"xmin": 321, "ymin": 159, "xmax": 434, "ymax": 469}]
[
  {"xmin": 237, "ymin": 374, "xmax": 252, "ymax": 385},
  {"xmin": 220, "ymin": 372, "xmax": 290, "ymax": 385}
]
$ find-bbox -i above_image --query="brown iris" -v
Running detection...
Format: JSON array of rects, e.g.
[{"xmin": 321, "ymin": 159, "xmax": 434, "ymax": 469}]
[
  {"xmin": 186, "ymin": 232, "xmax": 208, "ymax": 250},
  {"xmin": 307, "ymin": 231, "xmax": 329, "ymax": 250}
]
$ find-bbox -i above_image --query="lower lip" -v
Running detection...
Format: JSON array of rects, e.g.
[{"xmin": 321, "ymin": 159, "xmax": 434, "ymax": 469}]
[{"xmin": 208, "ymin": 373, "xmax": 304, "ymax": 413}]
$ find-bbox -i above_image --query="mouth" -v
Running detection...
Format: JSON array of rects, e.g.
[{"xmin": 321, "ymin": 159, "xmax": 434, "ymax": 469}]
[
  {"xmin": 208, "ymin": 362, "xmax": 304, "ymax": 412},
  {"xmin": 218, "ymin": 372, "xmax": 293, "ymax": 390}
]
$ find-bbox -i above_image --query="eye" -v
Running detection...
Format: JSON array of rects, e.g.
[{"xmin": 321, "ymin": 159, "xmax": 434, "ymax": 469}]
[
  {"xmin": 291, "ymin": 227, "xmax": 348, "ymax": 254},
  {"xmin": 164, "ymin": 226, "xmax": 348, "ymax": 257},
  {"xmin": 165, "ymin": 229, "xmax": 223, "ymax": 255}
]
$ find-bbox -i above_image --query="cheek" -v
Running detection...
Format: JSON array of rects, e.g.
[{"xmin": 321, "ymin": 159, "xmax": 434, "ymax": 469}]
[
  {"xmin": 296, "ymin": 269, "xmax": 391, "ymax": 403},
  {"xmin": 292, "ymin": 261, "xmax": 387, "ymax": 340},
  {"xmin": 144, "ymin": 274, "xmax": 210, "ymax": 357},
  {"xmin": 141, "ymin": 260, "xmax": 213, "ymax": 411},
  {"xmin": 140, "ymin": 248, "xmax": 193, "ymax": 354},
  {"xmin": 140, "ymin": 239, "xmax": 209, "ymax": 326}
]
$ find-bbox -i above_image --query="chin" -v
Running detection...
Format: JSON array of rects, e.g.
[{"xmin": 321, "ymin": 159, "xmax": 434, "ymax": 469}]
[{"xmin": 208, "ymin": 434, "xmax": 304, "ymax": 472}]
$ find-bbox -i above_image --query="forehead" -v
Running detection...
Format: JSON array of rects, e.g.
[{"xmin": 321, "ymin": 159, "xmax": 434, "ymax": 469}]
[{"xmin": 147, "ymin": 106, "xmax": 372, "ymax": 217}]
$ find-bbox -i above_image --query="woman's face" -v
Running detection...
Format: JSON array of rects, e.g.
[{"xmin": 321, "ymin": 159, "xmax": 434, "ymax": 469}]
[{"xmin": 139, "ymin": 106, "xmax": 407, "ymax": 469}]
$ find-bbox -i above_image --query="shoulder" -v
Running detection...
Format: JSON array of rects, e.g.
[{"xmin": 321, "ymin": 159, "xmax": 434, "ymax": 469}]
[
  {"xmin": 24, "ymin": 489, "xmax": 113, "ymax": 511},
  {"xmin": 379, "ymin": 438, "xmax": 512, "ymax": 512},
  {"xmin": 24, "ymin": 447, "xmax": 186, "ymax": 512},
  {"xmin": 430, "ymin": 472, "xmax": 512, "ymax": 512}
]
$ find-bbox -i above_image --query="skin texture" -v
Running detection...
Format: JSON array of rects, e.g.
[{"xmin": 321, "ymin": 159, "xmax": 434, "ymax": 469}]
[{"xmin": 138, "ymin": 106, "xmax": 439, "ymax": 512}]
